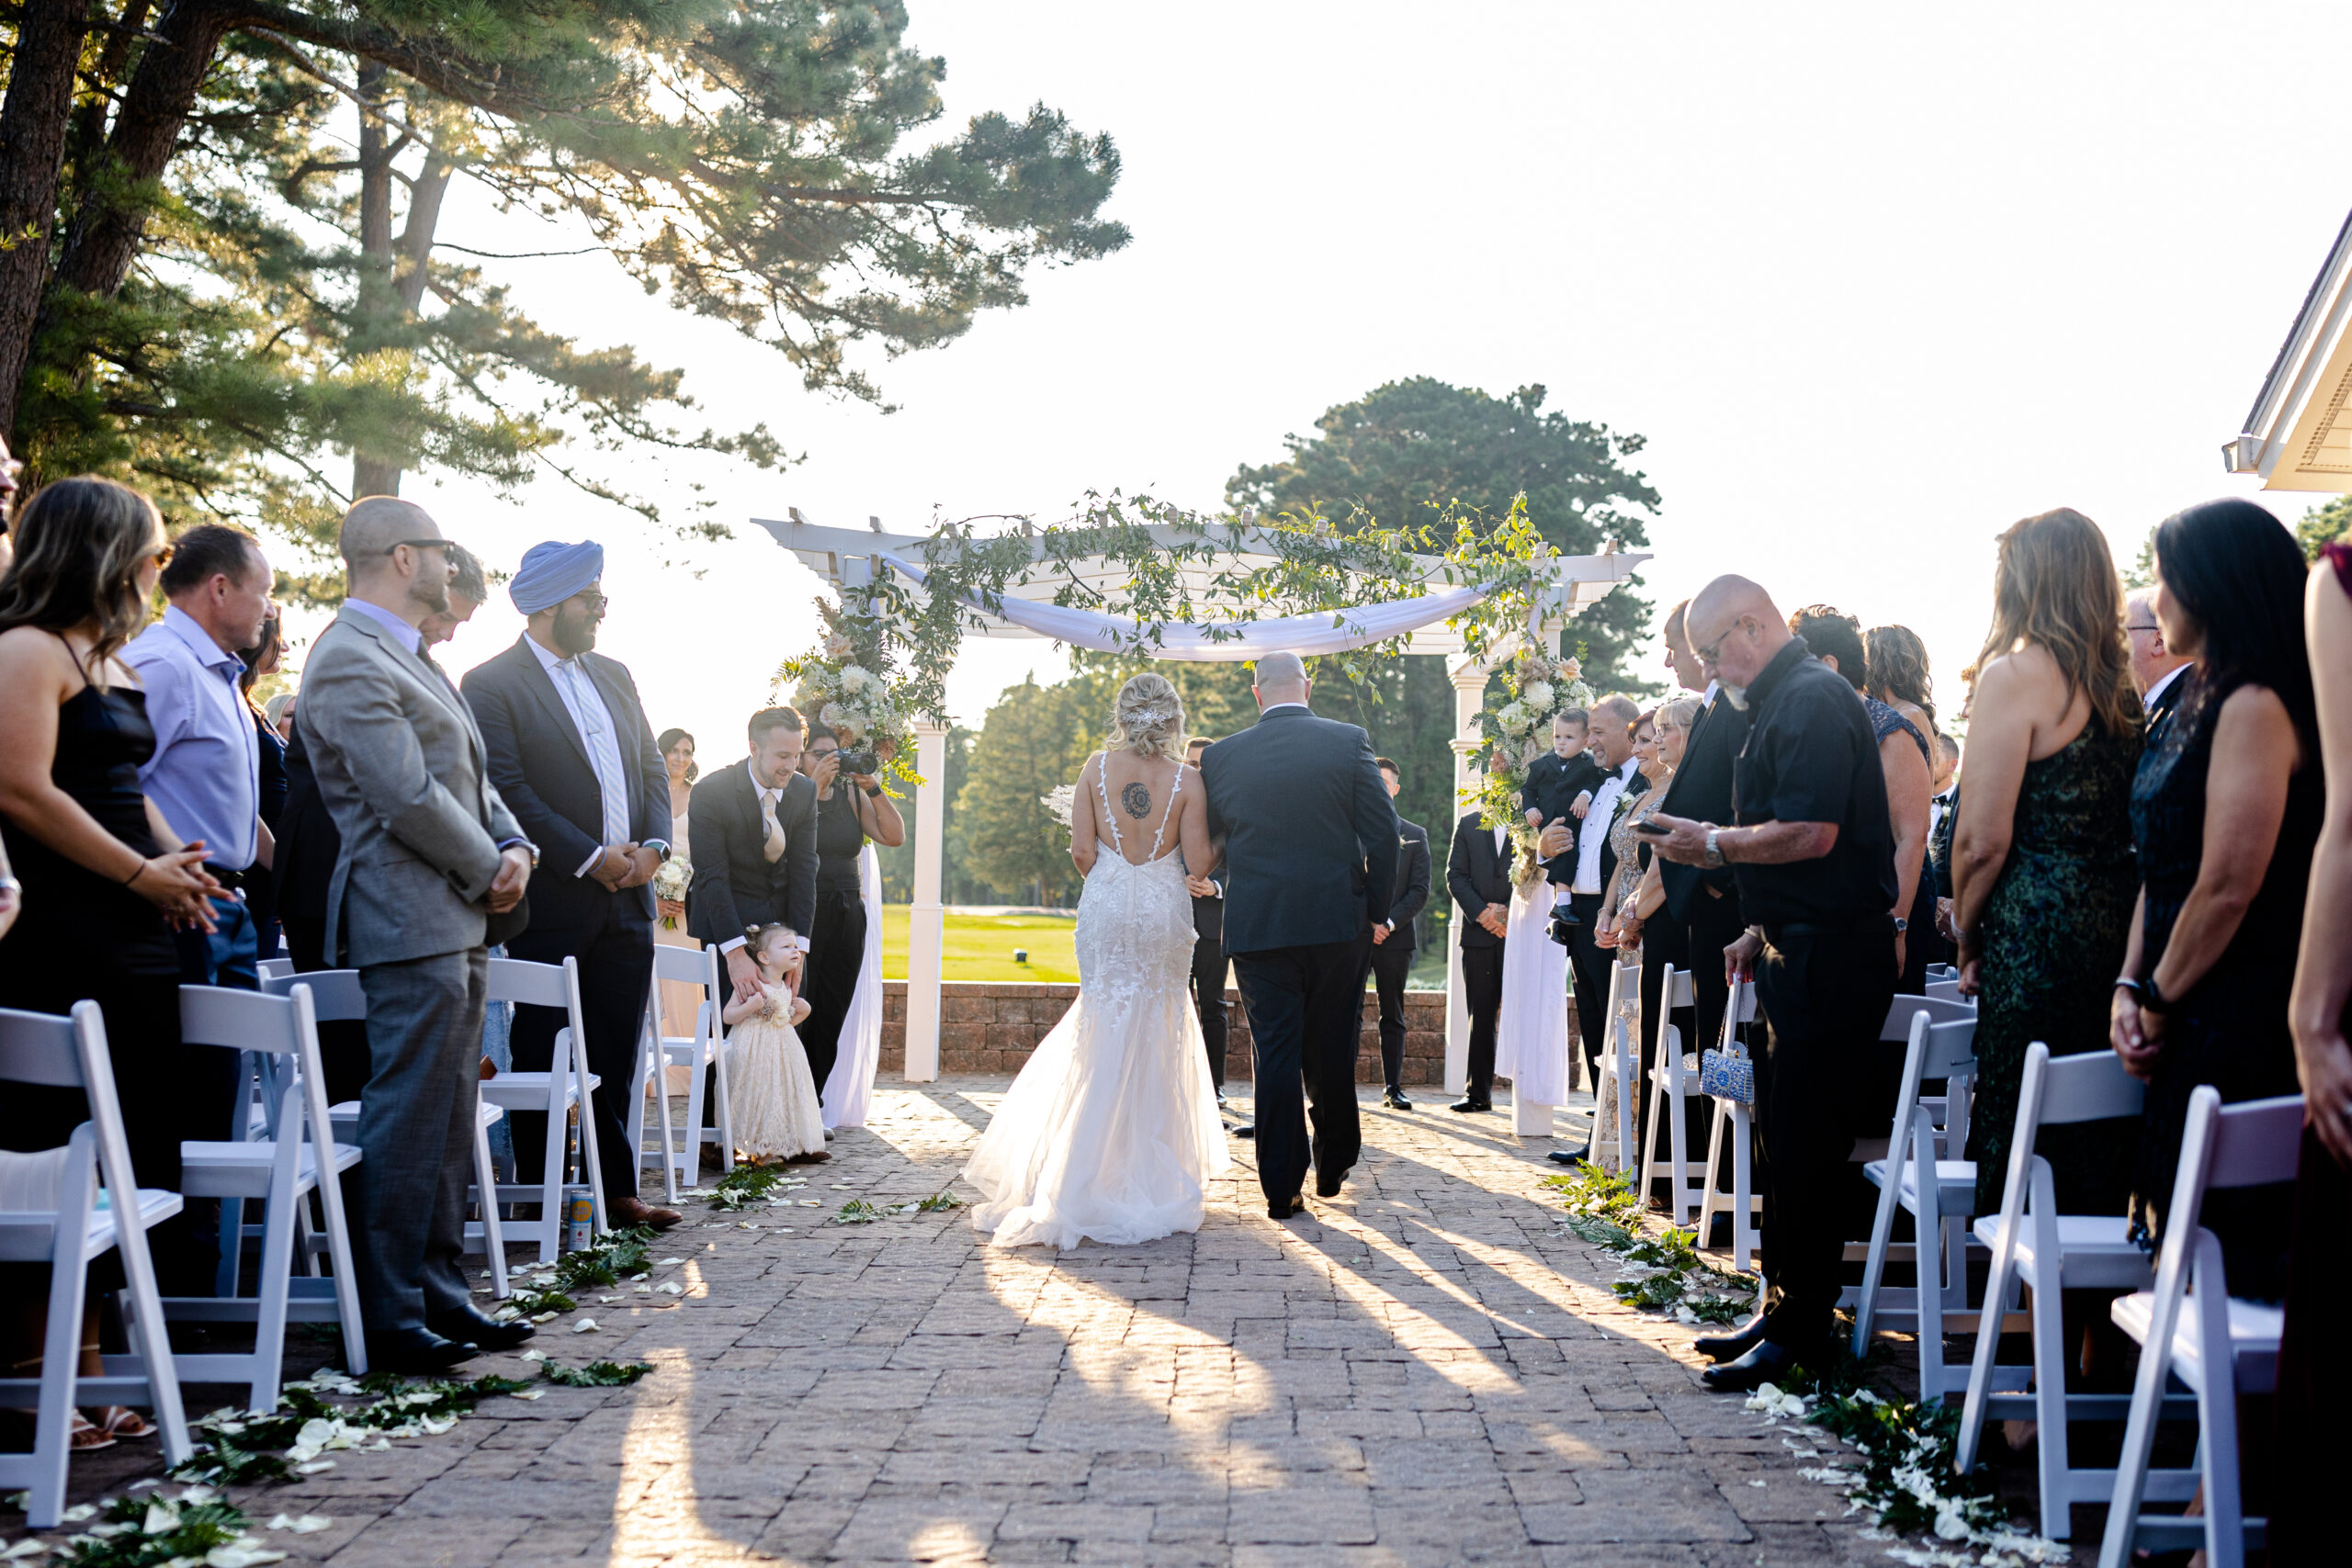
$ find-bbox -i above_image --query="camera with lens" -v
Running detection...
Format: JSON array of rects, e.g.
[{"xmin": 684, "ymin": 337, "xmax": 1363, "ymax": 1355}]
[{"xmin": 836, "ymin": 750, "xmax": 881, "ymax": 777}]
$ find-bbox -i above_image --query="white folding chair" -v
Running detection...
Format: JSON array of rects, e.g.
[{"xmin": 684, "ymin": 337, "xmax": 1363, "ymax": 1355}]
[
  {"xmin": 1923, "ymin": 976, "xmax": 1971, "ymax": 1004},
  {"xmin": 1955, "ymin": 1043, "xmax": 2172, "ymax": 1541},
  {"xmin": 1695, "ymin": 979, "xmax": 1761, "ymax": 1272},
  {"xmin": 266, "ymin": 970, "xmax": 511, "ymax": 1299},
  {"xmin": 1637, "ymin": 967, "xmax": 1706, "ymax": 1224},
  {"xmin": 1923, "ymin": 963, "xmax": 1958, "ymax": 980},
  {"xmin": 1849, "ymin": 1008, "xmax": 1987, "ymax": 1402},
  {"xmin": 644, "ymin": 942, "xmax": 730, "ymax": 1189},
  {"xmin": 1583, "ymin": 957, "xmax": 1643, "ymax": 1171},
  {"xmin": 0, "ymin": 1002, "xmax": 192, "ymax": 1526},
  {"xmin": 2097, "ymin": 1089, "xmax": 2300, "ymax": 1568},
  {"xmin": 164, "ymin": 985, "xmax": 367, "ymax": 1410},
  {"xmin": 478, "ymin": 954, "xmax": 607, "ymax": 1261},
  {"xmin": 256, "ymin": 957, "xmax": 295, "ymax": 983}
]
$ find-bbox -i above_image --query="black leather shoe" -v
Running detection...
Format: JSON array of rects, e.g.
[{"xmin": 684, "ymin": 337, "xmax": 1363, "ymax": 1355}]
[
  {"xmin": 1381, "ymin": 1089, "xmax": 1412, "ymax": 1111},
  {"xmin": 1268, "ymin": 1193, "xmax": 1306, "ymax": 1219},
  {"xmin": 1548, "ymin": 912, "xmax": 1579, "ymax": 946},
  {"xmin": 365, "ymin": 1327, "xmax": 479, "ymax": 1375},
  {"xmin": 1699, "ymin": 1338, "xmax": 1806, "ymax": 1392},
  {"xmin": 1231, "ymin": 1123, "xmax": 1254, "ymax": 1139},
  {"xmin": 428, "ymin": 1304, "xmax": 537, "ymax": 1352},
  {"xmin": 1546, "ymin": 1149, "xmax": 1589, "ymax": 1168},
  {"xmin": 1692, "ymin": 1311, "xmax": 1771, "ymax": 1363},
  {"xmin": 1315, "ymin": 1171, "xmax": 1346, "ymax": 1199},
  {"xmin": 1448, "ymin": 1099, "xmax": 1493, "ymax": 1114}
]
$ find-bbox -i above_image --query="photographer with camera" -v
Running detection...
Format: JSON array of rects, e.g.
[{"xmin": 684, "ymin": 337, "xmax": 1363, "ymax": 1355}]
[{"xmin": 798, "ymin": 720, "xmax": 905, "ymax": 1113}]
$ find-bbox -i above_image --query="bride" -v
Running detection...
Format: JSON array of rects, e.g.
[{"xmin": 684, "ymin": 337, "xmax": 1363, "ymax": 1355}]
[{"xmin": 963, "ymin": 673, "xmax": 1232, "ymax": 1248}]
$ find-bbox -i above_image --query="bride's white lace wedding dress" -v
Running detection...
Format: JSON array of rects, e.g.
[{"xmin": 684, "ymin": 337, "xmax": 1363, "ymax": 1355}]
[{"xmin": 963, "ymin": 763, "xmax": 1230, "ymax": 1248}]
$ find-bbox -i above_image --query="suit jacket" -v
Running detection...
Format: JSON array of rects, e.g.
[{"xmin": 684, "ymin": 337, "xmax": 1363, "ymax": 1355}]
[
  {"xmin": 1657, "ymin": 692, "xmax": 1747, "ymax": 926},
  {"xmin": 1447, "ymin": 813, "xmax": 1514, "ymax": 950},
  {"xmin": 2144, "ymin": 667, "xmax": 2188, "ymax": 739},
  {"xmin": 1382, "ymin": 818, "xmax": 1432, "ymax": 951},
  {"xmin": 460, "ymin": 636, "xmax": 670, "ymax": 942},
  {"xmin": 687, "ymin": 759, "xmax": 818, "ymax": 949},
  {"xmin": 271, "ymin": 718, "xmax": 340, "ymax": 924},
  {"xmin": 1191, "ymin": 866, "xmax": 1227, "ymax": 944},
  {"xmin": 300, "ymin": 605, "xmax": 525, "ymax": 968},
  {"xmin": 1198, "ymin": 705, "xmax": 1396, "ymax": 955}
]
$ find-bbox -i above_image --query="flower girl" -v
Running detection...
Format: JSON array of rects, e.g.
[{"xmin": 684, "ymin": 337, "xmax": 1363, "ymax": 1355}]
[{"xmin": 722, "ymin": 923, "xmax": 830, "ymax": 1164}]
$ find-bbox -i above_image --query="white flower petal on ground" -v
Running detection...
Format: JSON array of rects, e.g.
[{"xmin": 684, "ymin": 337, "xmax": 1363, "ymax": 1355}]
[{"xmin": 572, "ymin": 1318, "xmax": 599, "ymax": 1333}]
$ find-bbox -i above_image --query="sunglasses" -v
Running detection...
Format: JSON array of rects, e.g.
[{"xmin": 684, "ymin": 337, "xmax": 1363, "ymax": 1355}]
[{"xmin": 380, "ymin": 537, "xmax": 454, "ymax": 557}]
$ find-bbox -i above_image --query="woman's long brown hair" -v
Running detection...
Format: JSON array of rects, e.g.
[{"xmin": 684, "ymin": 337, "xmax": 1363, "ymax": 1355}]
[
  {"xmin": 1969, "ymin": 508, "xmax": 2140, "ymax": 738},
  {"xmin": 0, "ymin": 476, "xmax": 164, "ymax": 674}
]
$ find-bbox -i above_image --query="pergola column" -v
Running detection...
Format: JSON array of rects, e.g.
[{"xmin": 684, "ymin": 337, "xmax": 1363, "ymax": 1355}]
[
  {"xmin": 1443, "ymin": 655, "xmax": 1492, "ymax": 1097},
  {"xmin": 904, "ymin": 720, "xmax": 949, "ymax": 1082}
]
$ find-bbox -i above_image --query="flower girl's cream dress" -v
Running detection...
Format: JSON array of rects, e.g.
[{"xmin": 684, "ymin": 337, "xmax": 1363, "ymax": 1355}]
[{"xmin": 728, "ymin": 981, "xmax": 827, "ymax": 1161}]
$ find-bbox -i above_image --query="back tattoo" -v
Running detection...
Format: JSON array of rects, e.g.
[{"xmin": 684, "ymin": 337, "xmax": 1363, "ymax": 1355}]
[{"xmin": 1121, "ymin": 781, "xmax": 1152, "ymax": 819}]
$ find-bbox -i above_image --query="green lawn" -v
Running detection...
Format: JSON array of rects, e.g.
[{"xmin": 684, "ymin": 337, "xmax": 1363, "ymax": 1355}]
[{"xmin": 880, "ymin": 905, "xmax": 1448, "ymax": 988}]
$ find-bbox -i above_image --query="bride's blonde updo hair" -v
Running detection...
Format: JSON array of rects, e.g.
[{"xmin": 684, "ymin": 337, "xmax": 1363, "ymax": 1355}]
[{"xmin": 1105, "ymin": 672, "xmax": 1185, "ymax": 759}]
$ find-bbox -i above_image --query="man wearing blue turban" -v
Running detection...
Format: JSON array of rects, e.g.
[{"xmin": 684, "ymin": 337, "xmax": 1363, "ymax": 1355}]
[{"xmin": 461, "ymin": 540, "xmax": 684, "ymax": 1231}]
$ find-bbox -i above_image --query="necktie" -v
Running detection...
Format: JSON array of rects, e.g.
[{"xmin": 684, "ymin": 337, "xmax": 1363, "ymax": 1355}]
[{"xmin": 761, "ymin": 788, "xmax": 785, "ymax": 863}]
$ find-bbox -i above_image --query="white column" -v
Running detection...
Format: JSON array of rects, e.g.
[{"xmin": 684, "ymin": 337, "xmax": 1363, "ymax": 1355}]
[
  {"xmin": 904, "ymin": 720, "xmax": 948, "ymax": 1082},
  {"xmin": 1444, "ymin": 655, "xmax": 1491, "ymax": 1098}
]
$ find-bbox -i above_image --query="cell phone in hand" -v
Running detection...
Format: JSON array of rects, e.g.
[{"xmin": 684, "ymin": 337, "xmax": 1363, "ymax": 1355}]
[{"xmin": 1634, "ymin": 819, "xmax": 1671, "ymax": 837}]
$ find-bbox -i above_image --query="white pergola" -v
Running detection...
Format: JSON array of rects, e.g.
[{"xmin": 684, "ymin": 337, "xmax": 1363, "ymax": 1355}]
[{"xmin": 754, "ymin": 511, "xmax": 1651, "ymax": 1100}]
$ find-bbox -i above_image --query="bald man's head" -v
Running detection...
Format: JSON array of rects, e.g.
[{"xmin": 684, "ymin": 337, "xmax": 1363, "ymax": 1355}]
[
  {"xmin": 339, "ymin": 495, "xmax": 452, "ymax": 619},
  {"xmin": 339, "ymin": 496, "xmax": 439, "ymax": 564},
  {"xmin": 1685, "ymin": 574, "xmax": 1792, "ymax": 694},
  {"xmin": 1252, "ymin": 650, "xmax": 1309, "ymax": 707}
]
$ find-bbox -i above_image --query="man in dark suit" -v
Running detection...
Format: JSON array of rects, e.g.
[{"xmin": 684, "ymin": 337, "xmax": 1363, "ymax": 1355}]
[
  {"xmin": 461, "ymin": 540, "xmax": 682, "ymax": 1232},
  {"xmin": 1564, "ymin": 694, "xmax": 1647, "ymax": 1084},
  {"xmin": 1445, "ymin": 770, "xmax": 1514, "ymax": 1112},
  {"xmin": 1366, "ymin": 757, "xmax": 1431, "ymax": 1110},
  {"xmin": 1183, "ymin": 736, "xmax": 1231, "ymax": 1101},
  {"xmin": 688, "ymin": 705, "xmax": 819, "ymax": 1029},
  {"xmin": 1654, "ymin": 600, "xmax": 1749, "ymax": 1060},
  {"xmin": 1197, "ymin": 652, "xmax": 1396, "ymax": 1217},
  {"xmin": 2125, "ymin": 586, "xmax": 2192, "ymax": 738}
]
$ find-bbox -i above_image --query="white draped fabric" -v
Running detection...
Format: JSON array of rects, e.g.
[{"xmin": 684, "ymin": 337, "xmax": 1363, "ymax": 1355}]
[
  {"xmin": 879, "ymin": 553, "xmax": 1490, "ymax": 661},
  {"xmin": 1495, "ymin": 871, "xmax": 1572, "ymax": 1105},
  {"xmin": 820, "ymin": 843, "xmax": 886, "ymax": 1130}
]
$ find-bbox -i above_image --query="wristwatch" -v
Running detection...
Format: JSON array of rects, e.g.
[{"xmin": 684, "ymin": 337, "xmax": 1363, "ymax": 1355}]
[
  {"xmin": 1893, "ymin": 916, "xmax": 1909, "ymax": 933},
  {"xmin": 1702, "ymin": 826, "xmax": 1724, "ymax": 869}
]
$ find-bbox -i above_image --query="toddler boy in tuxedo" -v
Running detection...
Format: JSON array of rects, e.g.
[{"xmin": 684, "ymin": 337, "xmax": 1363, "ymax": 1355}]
[{"xmin": 1521, "ymin": 708, "xmax": 1603, "ymax": 938}]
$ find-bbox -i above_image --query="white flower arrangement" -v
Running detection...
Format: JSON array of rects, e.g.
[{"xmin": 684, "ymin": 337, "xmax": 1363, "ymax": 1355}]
[
  {"xmin": 1521, "ymin": 679, "xmax": 1555, "ymax": 713},
  {"xmin": 650, "ymin": 856, "xmax": 692, "ymax": 927}
]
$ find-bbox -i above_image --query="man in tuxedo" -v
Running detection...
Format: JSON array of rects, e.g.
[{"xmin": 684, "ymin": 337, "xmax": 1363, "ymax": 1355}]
[
  {"xmin": 1366, "ymin": 757, "xmax": 1430, "ymax": 1110},
  {"xmin": 460, "ymin": 539, "xmax": 682, "ymax": 1232},
  {"xmin": 2125, "ymin": 587, "xmax": 2192, "ymax": 735},
  {"xmin": 1654, "ymin": 600, "xmax": 1749, "ymax": 1061},
  {"xmin": 1183, "ymin": 736, "xmax": 1231, "ymax": 1102},
  {"xmin": 1445, "ymin": 760, "xmax": 1514, "ymax": 1113},
  {"xmin": 1563, "ymin": 694, "xmax": 1646, "ymax": 1084},
  {"xmin": 1197, "ymin": 652, "xmax": 1396, "ymax": 1217},
  {"xmin": 300, "ymin": 498, "xmax": 537, "ymax": 1372}
]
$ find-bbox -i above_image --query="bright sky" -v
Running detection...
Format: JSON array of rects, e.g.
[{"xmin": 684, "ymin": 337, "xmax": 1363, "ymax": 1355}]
[{"xmin": 333, "ymin": 1, "xmax": 2350, "ymax": 759}]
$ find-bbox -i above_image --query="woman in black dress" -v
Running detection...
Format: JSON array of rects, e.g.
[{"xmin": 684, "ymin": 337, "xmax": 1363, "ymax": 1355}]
[
  {"xmin": 238, "ymin": 603, "xmax": 287, "ymax": 961},
  {"xmin": 2112, "ymin": 499, "xmax": 2317, "ymax": 1302},
  {"xmin": 797, "ymin": 722, "xmax": 904, "ymax": 1116},
  {"xmin": 0, "ymin": 476, "xmax": 227, "ymax": 1445}
]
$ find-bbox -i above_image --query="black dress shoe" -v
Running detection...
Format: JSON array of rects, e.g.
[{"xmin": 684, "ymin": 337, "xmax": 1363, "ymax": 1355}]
[
  {"xmin": 1699, "ymin": 1338, "xmax": 1806, "ymax": 1393},
  {"xmin": 1548, "ymin": 910, "xmax": 1580, "ymax": 945},
  {"xmin": 365, "ymin": 1327, "xmax": 479, "ymax": 1375},
  {"xmin": 1449, "ymin": 1098, "xmax": 1493, "ymax": 1114},
  {"xmin": 1231, "ymin": 1123, "xmax": 1254, "ymax": 1139},
  {"xmin": 428, "ymin": 1303, "xmax": 537, "ymax": 1352},
  {"xmin": 1693, "ymin": 1311, "xmax": 1772, "ymax": 1364},
  {"xmin": 1267, "ymin": 1193, "xmax": 1306, "ymax": 1219},
  {"xmin": 1546, "ymin": 1149, "xmax": 1589, "ymax": 1168},
  {"xmin": 1315, "ymin": 1171, "xmax": 1346, "ymax": 1199},
  {"xmin": 1381, "ymin": 1089, "xmax": 1412, "ymax": 1111}
]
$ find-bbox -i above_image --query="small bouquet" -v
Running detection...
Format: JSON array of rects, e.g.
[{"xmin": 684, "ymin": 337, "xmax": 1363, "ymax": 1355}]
[{"xmin": 651, "ymin": 856, "xmax": 692, "ymax": 927}]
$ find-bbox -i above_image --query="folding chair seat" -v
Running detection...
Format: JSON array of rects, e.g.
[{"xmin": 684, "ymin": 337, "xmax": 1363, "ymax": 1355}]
[
  {"xmin": 164, "ymin": 985, "xmax": 367, "ymax": 1410},
  {"xmin": 1637, "ymin": 967, "xmax": 1706, "ymax": 1224},
  {"xmin": 2097, "ymin": 1089, "xmax": 2300, "ymax": 1568},
  {"xmin": 641, "ymin": 942, "xmax": 730, "ymax": 1191},
  {"xmin": 267, "ymin": 970, "xmax": 509, "ymax": 1298},
  {"xmin": 0, "ymin": 1001, "xmax": 193, "ymax": 1526},
  {"xmin": 1955, "ymin": 1043, "xmax": 2175, "ymax": 1540},
  {"xmin": 256, "ymin": 956, "xmax": 295, "ymax": 984},
  {"xmin": 1583, "ymin": 957, "xmax": 1643, "ymax": 1170},
  {"xmin": 1695, "ymin": 980, "xmax": 1761, "ymax": 1271},
  {"xmin": 478, "ymin": 954, "xmax": 605, "ymax": 1260}
]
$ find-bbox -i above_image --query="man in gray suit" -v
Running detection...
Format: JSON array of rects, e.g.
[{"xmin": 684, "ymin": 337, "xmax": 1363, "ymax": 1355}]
[{"xmin": 301, "ymin": 497, "xmax": 540, "ymax": 1372}]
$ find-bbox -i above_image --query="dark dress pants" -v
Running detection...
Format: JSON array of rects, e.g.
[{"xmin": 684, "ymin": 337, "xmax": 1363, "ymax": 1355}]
[
  {"xmin": 1231, "ymin": 939, "xmax": 1368, "ymax": 1208},
  {"xmin": 800, "ymin": 888, "xmax": 866, "ymax": 1106},
  {"xmin": 1460, "ymin": 942, "xmax": 1504, "ymax": 1103},
  {"xmin": 509, "ymin": 901, "xmax": 655, "ymax": 1207},
  {"xmin": 1685, "ymin": 887, "xmax": 1748, "ymax": 1059},
  {"xmin": 1751, "ymin": 921, "xmax": 1897, "ymax": 1355},
  {"xmin": 1190, "ymin": 933, "xmax": 1229, "ymax": 1089},
  {"xmin": 1367, "ymin": 938, "xmax": 1415, "ymax": 1092},
  {"xmin": 1636, "ymin": 912, "xmax": 1696, "ymax": 1170},
  {"xmin": 1565, "ymin": 891, "xmax": 1609, "ymax": 1082}
]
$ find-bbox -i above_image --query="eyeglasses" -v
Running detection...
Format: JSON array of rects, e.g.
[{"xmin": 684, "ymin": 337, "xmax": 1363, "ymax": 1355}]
[
  {"xmin": 1692, "ymin": 617, "xmax": 1752, "ymax": 664},
  {"xmin": 381, "ymin": 538, "xmax": 452, "ymax": 557},
  {"xmin": 570, "ymin": 591, "xmax": 609, "ymax": 614},
  {"xmin": 2125, "ymin": 624, "xmax": 2161, "ymax": 633}
]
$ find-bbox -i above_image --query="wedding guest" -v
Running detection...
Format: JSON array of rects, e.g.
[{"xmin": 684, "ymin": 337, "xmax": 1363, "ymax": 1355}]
[
  {"xmin": 0, "ymin": 477, "xmax": 227, "ymax": 1308},
  {"xmin": 2270, "ymin": 529, "xmax": 2352, "ymax": 1565},
  {"xmin": 1564, "ymin": 694, "xmax": 1645, "ymax": 1084},
  {"xmin": 123, "ymin": 524, "xmax": 274, "ymax": 989},
  {"xmin": 722, "ymin": 923, "xmax": 826, "ymax": 1163},
  {"xmin": 653, "ymin": 728, "xmax": 703, "ymax": 1040},
  {"xmin": 1653, "ymin": 599, "xmax": 1747, "ymax": 1062},
  {"xmin": 1927, "ymin": 731, "xmax": 1961, "ymax": 964},
  {"xmin": 1522, "ymin": 707, "xmax": 1601, "ymax": 930},
  {"xmin": 1589, "ymin": 704, "xmax": 1690, "ymax": 1172},
  {"xmin": 238, "ymin": 603, "xmax": 288, "ymax": 961},
  {"xmin": 1863, "ymin": 623, "xmax": 1938, "ymax": 739},
  {"xmin": 2113, "ymin": 498, "xmax": 2316, "ymax": 1299},
  {"xmin": 2123, "ymin": 585, "xmax": 2192, "ymax": 733},
  {"xmin": 461, "ymin": 539, "xmax": 682, "ymax": 1232},
  {"xmin": 1183, "ymin": 736, "xmax": 1230, "ymax": 1100},
  {"xmin": 1365, "ymin": 757, "xmax": 1430, "ymax": 1111},
  {"xmin": 301, "ymin": 497, "xmax": 537, "ymax": 1371},
  {"xmin": 798, "ymin": 719, "xmax": 903, "ymax": 1113},
  {"xmin": 266, "ymin": 692, "xmax": 295, "ymax": 743},
  {"xmin": 1953, "ymin": 509, "xmax": 2142, "ymax": 1217},
  {"xmin": 1445, "ymin": 753, "xmax": 1516, "ymax": 1114},
  {"xmin": 1792, "ymin": 606, "xmax": 1933, "ymax": 994},
  {"xmin": 1649, "ymin": 574, "xmax": 1898, "ymax": 1390}
]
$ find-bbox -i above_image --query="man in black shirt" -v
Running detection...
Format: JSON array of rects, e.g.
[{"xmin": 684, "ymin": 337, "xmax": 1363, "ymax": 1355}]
[
  {"xmin": 1652, "ymin": 599, "xmax": 1748, "ymax": 1062},
  {"xmin": 1649, "ymin": 575, "xmax": 1897, "ymax": 1391}
]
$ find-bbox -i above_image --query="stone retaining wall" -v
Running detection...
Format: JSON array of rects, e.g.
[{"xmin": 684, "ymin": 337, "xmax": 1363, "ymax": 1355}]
[{"xmin": 878, "ymin": 980, "xmax": 1459, "ymax": 1085}]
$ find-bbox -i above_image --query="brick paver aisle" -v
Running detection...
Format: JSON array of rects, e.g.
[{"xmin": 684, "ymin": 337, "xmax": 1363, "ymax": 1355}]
[{"xmin": 50, "ymin": 1080, "xmax": 1894, "ymax": 1567}]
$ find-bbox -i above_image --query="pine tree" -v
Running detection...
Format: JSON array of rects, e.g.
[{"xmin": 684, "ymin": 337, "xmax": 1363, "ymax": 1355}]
[{"xmin": 952, "ymin": 675, "xmax": 1091, "ymax": 907}]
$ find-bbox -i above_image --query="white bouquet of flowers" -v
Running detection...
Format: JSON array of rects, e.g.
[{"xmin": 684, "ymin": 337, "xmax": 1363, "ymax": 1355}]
[{"xmin": 651, "ymin": 856, "xmax": 692, "ymax": 927}]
